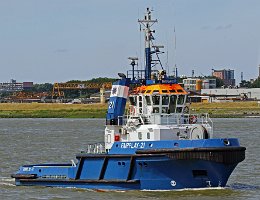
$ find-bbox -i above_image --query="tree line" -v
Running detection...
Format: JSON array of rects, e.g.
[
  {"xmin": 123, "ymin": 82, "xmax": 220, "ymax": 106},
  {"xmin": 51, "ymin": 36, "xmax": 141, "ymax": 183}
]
[{"xmin": 33, "ymin": 77, "xmax": 117, "ymax": 98}]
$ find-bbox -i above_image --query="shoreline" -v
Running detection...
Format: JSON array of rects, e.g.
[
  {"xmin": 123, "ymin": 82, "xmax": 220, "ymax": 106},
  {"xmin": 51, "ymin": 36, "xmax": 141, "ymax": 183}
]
[{"xmin": 0, "ymin": 102, "xmax": 259, "ymax": 118}]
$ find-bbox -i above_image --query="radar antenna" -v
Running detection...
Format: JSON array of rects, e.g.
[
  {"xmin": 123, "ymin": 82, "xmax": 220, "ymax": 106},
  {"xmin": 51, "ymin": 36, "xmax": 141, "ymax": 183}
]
[{"xmin": 128, "ymin": 57, "xmax": 138, "ymax": 81}]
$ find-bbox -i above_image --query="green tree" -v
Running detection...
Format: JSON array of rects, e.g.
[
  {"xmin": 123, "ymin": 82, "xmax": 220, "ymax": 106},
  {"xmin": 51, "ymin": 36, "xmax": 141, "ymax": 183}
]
[
  {"xmin": 240, "ymin": 80, "xmax": 252, "ymax": 88},
  {"xmin": 32, "ymin": 83, "xmax": 53, "ymax": 92},
  {"xmin": 251, "ymin": 78, "xmax": 260, "ymax": 88},
  {"xmin": 215, "ymin": 77, "xmax": 224, "ymax": 88}
]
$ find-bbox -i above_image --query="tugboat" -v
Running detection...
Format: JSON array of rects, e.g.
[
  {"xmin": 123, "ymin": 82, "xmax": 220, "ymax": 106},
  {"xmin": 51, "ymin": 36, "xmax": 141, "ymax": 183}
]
[{"xmin": 12, "ymin": 8, "xmax": 246, "ymax": 190}]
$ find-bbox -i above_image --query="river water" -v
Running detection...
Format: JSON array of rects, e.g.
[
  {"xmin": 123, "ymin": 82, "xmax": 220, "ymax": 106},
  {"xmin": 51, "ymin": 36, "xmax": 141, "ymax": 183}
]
[{"xmin": 0, "ymin": 118, "xmax": 259, "ymax": 200}]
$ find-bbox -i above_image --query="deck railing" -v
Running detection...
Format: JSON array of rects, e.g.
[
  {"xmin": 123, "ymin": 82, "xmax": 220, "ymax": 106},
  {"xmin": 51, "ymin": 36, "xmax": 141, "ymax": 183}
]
[
  {"xmin": 120, "ymin": 113, "xmax": 212, "ymax": 127},
  {"xmin": 81, "ymin": 143, "xmax": 106, "ymax": 154}
]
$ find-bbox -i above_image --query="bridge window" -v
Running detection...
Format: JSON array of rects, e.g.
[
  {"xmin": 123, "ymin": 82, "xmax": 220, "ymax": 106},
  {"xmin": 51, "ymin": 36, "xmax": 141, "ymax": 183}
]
[
  {"xmin": 162, "ymin": 90, "xmax": 168, "ymax": 93},
  {"xmin": 162, "ymin": 107, "xmax": 169, "ymax": 113},
  {"xmin": 176, "ymin": 107, "xmax": 183, "ymax": 113},
  {"xmin": 129, "ymin": 96, "xmax": 137, "ymax": 106},
  {"xmin": 139, "ymin": 96, "xmax": 143, "ymax": 113},
  {"xmin": 169, "ymin": 95, "xmax": 177, "ymax": 113},
  {"xmin": 145, "ymin": 96, "xmax": 151, "ymax": 106},
  {"xmin": 147, "ymin": 132, "xmax": 150, "ymax": 139},
  {"xmin": 177, "ymin": 95, "xmax": 185, "ymax": 105},
  {"xmin": 152, "ymin": 95, "xmax": 160, "ymax": 105},
  {"xmin": 153, "ymin": 107, "xmax": 159, "ymax": 113},
  {"xmin": 162, "ymin": 95, "xmax": 169, "ymax": 105},
  {"xmin": 139, "ymin": 96, "xmax": 142, "ymax": 101}
]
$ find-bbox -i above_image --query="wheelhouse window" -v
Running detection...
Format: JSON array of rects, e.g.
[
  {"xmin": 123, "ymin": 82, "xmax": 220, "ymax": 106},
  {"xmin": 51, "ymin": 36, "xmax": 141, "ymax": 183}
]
[
  {"xmin": 162, "ymin": 95, "xmax": 169, "ymax": 114},
  {"xmin": 152, "ymin": 95, "xmax": 160, "ymax": 105},
  {"xmin": 162, "ymin": 107, "xmax": 169, "ymax": 113},
  {"xmin": 176, "ymin": 95, "xmax": 186, "ymax": 113},
  {"xmin": 129, "ymin": 96, "xmax": 137, "ymax": 106},
  {"xmin": 139, "ymin": 96, "xmax": 143, "ymax": 113},
  {"xmin": 176, "ymin": 107, "xmax": 183, "ymax": 113},
  {"xmin": 177, "ymin": 95, "xmax": 185, "ymax": 105},
  {"xmin": 162, "ymin": 95, "xmax": 169, "ymax": 105},
  {"xmin": 169, "ymin": 95, "xmax": 177, "ymax": 113},
  {"xmin": 153, "ymin": 107, "xmax": 159, "ymax": 113},
  {"xmin": 145, "ymin": 96, "xmax": 151, "ymax": 106},
  {"xmin": 152, "ymin": 95, "xmax": 160, "ymax": 113}
]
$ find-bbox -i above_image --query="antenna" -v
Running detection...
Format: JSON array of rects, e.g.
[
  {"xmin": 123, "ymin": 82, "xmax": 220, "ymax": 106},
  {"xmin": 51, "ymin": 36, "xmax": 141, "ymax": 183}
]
[
  {"xmin": 166, "ymin": 48, "xmax": 169, "ymax": 76},
  {"xmin": 173, "ymin": 26, "xmax": 177, "ymax": 78},
  {"xmin": 241, "ymin": 72, "xmax": 243, "ymax": 82},
  {"xmin": 138, "ymin": 7, "xmax": 158, "ymax": 80},
  {"xmin": 259, "ymin": 64, "xmax": 260, "ymax": 78}
]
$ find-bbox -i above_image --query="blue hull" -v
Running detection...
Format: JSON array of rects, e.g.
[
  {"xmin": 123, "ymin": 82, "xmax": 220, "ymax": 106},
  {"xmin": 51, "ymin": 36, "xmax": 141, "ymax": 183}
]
[
  {"xmin": 13, "ymin": 160, "xmax": 238, "ymax": 190},
  {"xmin": 12, "ymin": 139, "xmax": 245, "ymax": 190}
]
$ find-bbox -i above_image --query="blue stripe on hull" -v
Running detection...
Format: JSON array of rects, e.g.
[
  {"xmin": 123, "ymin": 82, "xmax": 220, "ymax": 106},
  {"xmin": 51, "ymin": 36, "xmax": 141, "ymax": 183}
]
[{"xmin": 16, "ymin": 181, "xmax": 141, "ymax": 190}]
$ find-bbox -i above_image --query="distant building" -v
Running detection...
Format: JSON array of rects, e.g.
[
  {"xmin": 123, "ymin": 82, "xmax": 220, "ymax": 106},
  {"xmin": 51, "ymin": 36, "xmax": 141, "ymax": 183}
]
[
  {"xmin": 23, "ymin": 82, "xmax": 33, "ymax": 90},
  {"xmin": 0, "ymin": 79, "xmax": 33, "ymax": 92},
  {"xmin": 201, "ymin": 88, "xmax": 260, "ymax": 102},
  {"xmin": 212, "ymin": 69, "xmax": 235, "ymax": 86},
  {"xmin": 90, "ymin": 90, "xmax": 110, "ymax": 100},
  {"xmin": 183, "ymin": 78, "xmax": 216, "ymax": 92}
]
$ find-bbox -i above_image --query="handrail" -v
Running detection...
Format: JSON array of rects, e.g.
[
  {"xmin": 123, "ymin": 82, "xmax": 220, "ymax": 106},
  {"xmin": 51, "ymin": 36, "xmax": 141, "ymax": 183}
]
[
  {"xmin": 122, "ymin": 113, "xmax": 212, "ymax": 126},
  {"xmin": 81, "ymin": 143, "xmax": 106, "ymax": 154}
]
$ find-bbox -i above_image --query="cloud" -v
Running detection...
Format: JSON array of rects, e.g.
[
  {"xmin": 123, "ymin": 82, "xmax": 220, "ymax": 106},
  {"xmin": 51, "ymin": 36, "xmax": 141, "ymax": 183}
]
[{"xmin": 216, "ymin": 24, "xmax": 232, "ymax": 30}]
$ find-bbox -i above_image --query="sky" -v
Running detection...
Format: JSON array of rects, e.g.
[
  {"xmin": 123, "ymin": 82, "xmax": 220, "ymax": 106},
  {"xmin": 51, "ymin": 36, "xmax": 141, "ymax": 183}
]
[{"xmin": 0, "ymin": 0, "xmax": 259, "ymax": 84}]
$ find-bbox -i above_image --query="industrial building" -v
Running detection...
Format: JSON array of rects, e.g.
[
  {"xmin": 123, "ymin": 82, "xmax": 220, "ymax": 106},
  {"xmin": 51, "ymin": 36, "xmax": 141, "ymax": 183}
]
[
  {"xmin": 0, "ymin": 79, "xmax": 33, "ymax": 92},
  {"xmin": 201, "ymin": 88, "xmax": 260, "ymax": 102},
  {"xmin": 183, "ymin": 78, "xmax": 216, "ymax": 92},
  {"xmin": 212, "ymin": 69, "xmax": 235, "ymax": 86}
]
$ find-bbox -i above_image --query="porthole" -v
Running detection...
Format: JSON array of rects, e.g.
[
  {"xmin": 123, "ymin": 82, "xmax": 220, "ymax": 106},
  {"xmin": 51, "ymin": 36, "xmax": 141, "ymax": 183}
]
[{"xmin": 138, "ymin": 132, "xmax": 142, "ymax": 140}]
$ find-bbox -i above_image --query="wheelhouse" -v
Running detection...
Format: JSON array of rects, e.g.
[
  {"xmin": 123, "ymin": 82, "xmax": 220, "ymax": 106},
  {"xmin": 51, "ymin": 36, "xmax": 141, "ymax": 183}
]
[{"xmin": 129, "ymin": 84, "xmax": 188, "ymax": 116}]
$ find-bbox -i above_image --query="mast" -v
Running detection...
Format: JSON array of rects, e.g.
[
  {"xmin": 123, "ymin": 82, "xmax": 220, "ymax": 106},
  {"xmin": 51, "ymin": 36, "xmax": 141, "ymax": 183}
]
[{"xmin": 138, "ymin": 8, "xmax": 157, "ymax": 81}]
